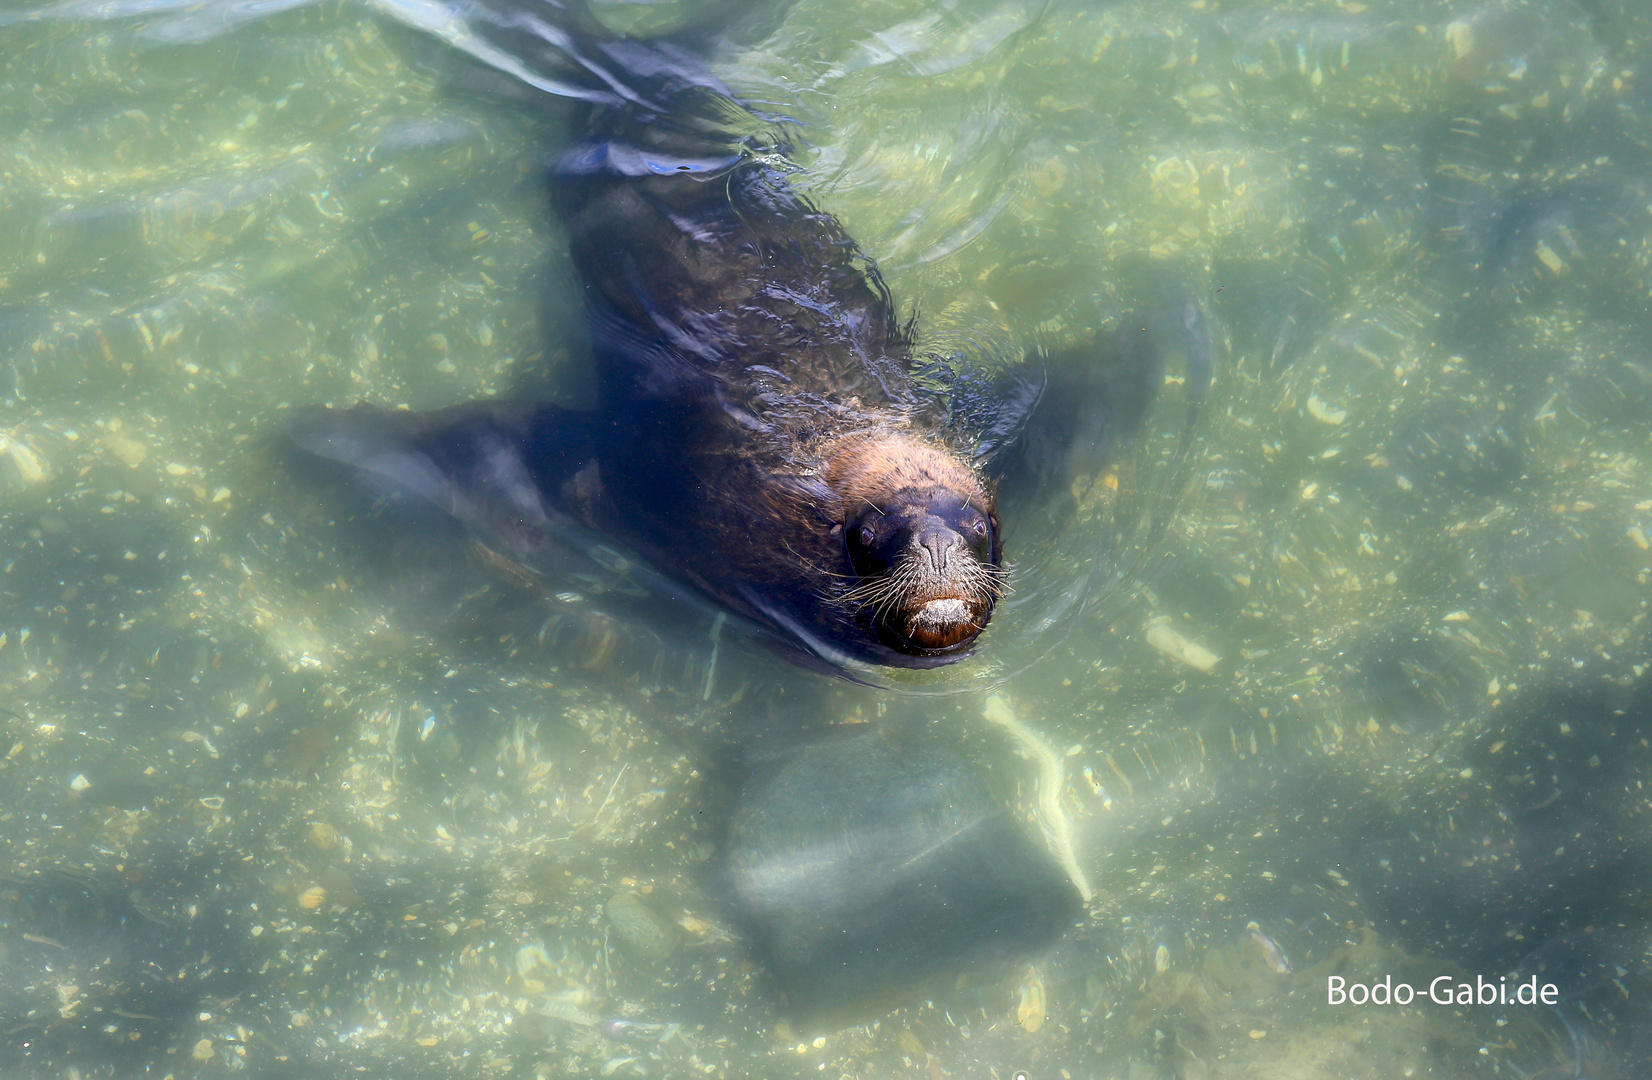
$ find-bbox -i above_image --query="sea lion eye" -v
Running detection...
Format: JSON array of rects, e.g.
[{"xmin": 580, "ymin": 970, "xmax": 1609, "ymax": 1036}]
[
  {"xmin": 858, "ymin": 524, "xmax": 876, "ymax": 548},
  {"xmin": 970, "ymin": 517, "xmax": 988, "ymax": 539}
]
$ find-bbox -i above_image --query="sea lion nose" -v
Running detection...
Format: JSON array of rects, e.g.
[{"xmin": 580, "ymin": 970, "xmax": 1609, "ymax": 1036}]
[{"xmin": 916, "ymin": 524, "xmax": 962, "ymax": 571}]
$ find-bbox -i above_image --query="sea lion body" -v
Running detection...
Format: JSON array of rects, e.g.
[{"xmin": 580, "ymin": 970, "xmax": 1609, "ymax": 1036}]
[
  {"xmin": 291, "ymin": 5, "xmax": 1164, "ymax": 674},
  {"xmin": 544, "ymin": 104, "xmax": 1006, "ymax": 665}
]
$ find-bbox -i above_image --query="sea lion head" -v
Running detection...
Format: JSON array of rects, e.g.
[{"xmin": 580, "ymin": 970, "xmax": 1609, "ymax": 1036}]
[{"xmin": 827, "ymin": 434, "xmax": 1004, "ymax": 656}]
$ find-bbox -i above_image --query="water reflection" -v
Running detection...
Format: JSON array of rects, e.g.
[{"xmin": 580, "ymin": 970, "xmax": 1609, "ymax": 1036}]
[{"xmin": 1, "ymin": 0, "xmax": 1650, "ymax": 1077}]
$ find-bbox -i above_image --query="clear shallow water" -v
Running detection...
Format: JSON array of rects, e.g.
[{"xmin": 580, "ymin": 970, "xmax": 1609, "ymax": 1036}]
[{"xmin": 1, "ymin": 0, "xmax": 1650, "ymax": 1077}]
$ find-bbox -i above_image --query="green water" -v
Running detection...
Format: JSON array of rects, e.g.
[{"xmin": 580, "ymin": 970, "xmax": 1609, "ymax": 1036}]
[{"xmin": 2, "ymin": 0, "xmax": 1650, "ymax": 1077}]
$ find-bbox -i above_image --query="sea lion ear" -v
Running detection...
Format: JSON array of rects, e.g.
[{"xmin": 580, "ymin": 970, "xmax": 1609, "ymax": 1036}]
[{"xmin": 287, "ymin": 402, "xmax": 593, "ymax": 556}]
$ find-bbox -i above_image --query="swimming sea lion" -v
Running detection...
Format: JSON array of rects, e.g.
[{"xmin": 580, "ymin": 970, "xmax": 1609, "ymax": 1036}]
[{"xmin": 290, "ymin": 1, "xmax": 1164, "ymax": 675}]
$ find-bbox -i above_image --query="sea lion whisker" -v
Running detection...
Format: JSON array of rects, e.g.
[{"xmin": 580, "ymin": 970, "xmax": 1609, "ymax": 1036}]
[
  {"xmin": 834, "ymin": 579, "xmax": 880, "ymax": 603},
  {"xmin": 837, "ymin": 571, "xmax": 909, "ymax": 609},
  {"xmin": 878, "ymin": 567, "xmax": 927, "ymax": 617},
  {"xmin": 775, "ymin": 536, "xmax": 844, "ymax": 578},
  {"xmin": 961, "ymin": 562, "xmax": 1011, "ymax": 600},
  {"xmin": 836, "ymin": 544, "xmax": 1008, "ymax": 619},
  {"xmin": 837, "ymin": 565, "xmax": 923, "ymax": 617}
]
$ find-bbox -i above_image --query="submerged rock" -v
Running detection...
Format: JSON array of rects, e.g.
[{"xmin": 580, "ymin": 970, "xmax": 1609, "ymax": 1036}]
[{"xmin": 716, "ymin": 728, "xmax": 1083, "ymax": 1020}]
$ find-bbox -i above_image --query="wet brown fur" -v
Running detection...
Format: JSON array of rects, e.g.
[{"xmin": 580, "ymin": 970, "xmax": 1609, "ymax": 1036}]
[{"xmin": 819, "ymin": 430, "xmax": 991, "ymax": 518}]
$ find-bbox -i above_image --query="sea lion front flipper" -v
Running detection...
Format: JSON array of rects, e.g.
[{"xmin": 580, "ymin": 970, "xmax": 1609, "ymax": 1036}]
[
  {"xmin": 287, "ymin": 401, "xmax": 597, "ymax": 558},
  {"xmin": 986, "ymin": 322, "xmax": 1162, "ymax": 508}
]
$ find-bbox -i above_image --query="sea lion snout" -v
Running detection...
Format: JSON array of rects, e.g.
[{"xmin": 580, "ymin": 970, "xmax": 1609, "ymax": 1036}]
[{"xmin": 837, "ymin": 467, "xmax": 1004, "ymax": 655}]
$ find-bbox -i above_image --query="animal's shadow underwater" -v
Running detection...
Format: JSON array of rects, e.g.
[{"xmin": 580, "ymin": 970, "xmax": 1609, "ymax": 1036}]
[{"xmin": 290, "ymin": 0, "xmax": 1207, "ymax": 684}]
